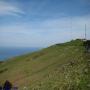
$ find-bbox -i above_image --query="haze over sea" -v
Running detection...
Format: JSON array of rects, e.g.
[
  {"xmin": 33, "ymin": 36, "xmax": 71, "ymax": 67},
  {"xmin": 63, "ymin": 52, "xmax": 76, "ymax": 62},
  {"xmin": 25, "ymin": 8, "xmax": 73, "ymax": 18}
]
[{"xmin": 0, "ymin": 47, "xmax": 40, "ymax": 61}]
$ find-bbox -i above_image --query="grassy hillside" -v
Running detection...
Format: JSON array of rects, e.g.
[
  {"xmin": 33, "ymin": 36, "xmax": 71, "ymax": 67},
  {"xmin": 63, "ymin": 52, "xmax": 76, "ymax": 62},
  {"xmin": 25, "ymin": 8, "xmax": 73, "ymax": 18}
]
[{"xmin": 0, "ymin": 39, "xmax": 90, "ymax": 90}]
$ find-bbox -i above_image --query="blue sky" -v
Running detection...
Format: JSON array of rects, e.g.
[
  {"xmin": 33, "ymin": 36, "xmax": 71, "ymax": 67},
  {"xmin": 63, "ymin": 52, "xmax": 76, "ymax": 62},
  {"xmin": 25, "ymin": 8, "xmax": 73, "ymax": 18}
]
[{"xmin": 0, "ymin": 0, "xmax": 90, "ymax": 47}]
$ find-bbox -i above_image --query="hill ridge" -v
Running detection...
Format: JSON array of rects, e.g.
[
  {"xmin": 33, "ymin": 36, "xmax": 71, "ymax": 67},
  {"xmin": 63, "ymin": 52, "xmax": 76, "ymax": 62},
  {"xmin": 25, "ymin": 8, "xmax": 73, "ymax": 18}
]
[{"xmin": 0, "ymin": 39, "xmax": 90, "ymax": 90}]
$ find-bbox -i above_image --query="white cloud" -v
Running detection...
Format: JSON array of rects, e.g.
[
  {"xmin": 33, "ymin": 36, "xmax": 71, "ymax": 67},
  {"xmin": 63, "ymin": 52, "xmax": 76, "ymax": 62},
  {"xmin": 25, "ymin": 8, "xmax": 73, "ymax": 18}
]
[
  {"xmin": 0, "ymin": 1, "xmax": 24, "ymax": 16},
  {"xmin": 0, "ymin": 16, "xmax": 90, "ymax": 47}
]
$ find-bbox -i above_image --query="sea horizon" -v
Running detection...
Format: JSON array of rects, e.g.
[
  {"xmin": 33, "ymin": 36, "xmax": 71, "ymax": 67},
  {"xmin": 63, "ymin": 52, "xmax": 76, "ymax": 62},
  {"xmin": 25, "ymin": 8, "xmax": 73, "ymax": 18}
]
[{"xmin": 0, "ymin": 47, "xmax": 41, "ymax": 61}]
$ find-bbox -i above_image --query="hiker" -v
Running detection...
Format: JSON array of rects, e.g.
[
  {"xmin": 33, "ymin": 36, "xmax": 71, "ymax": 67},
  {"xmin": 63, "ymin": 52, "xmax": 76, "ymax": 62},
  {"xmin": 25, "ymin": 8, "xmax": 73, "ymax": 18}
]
[
  {"xmin": 0, "ymin": 86, "xmax": 2, "ymax": 90},
  {"xmin": 3, "ymin": 80, "xmax": 12, "ymax": 90}
]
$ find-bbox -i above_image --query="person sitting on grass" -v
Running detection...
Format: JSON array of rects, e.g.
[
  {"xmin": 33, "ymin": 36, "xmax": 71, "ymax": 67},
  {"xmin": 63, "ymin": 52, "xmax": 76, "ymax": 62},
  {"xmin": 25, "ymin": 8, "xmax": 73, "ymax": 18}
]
[
  {"xmin": 0, "ymin": 86, "xmax": 2, "ymax": 90},
  {"xmin": 3, "ymin": 80, "xmax": 12, "ymax": 90}
]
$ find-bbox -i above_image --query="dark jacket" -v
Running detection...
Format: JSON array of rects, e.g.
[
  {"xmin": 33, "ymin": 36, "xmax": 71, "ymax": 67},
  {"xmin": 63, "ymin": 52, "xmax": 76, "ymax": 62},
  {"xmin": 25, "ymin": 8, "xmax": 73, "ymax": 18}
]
[{"xmin": 3, "ymin": 80, "xmax": 12, "ymax": 90}]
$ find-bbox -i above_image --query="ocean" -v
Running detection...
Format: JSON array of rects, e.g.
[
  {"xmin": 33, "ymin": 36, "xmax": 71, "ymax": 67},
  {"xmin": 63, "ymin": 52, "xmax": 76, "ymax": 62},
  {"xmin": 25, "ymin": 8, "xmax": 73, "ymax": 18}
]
[{"xmin": 0, "ymin": 47, "xmax": 40, "ymax": 61}]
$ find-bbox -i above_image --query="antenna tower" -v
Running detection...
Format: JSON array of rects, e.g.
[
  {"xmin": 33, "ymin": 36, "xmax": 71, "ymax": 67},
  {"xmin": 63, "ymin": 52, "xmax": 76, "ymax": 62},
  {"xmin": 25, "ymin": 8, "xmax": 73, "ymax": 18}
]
[{"xmin": 85, "ymin": 24, "xmax": 87, "ymax": 40}]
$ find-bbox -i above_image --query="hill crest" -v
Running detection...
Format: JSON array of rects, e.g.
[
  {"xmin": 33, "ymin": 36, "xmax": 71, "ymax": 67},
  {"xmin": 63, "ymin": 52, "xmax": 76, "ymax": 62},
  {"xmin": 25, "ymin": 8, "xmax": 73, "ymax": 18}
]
[{"xmin": 0, "ymin": 39, "xmax": 89, "ymax": 90}]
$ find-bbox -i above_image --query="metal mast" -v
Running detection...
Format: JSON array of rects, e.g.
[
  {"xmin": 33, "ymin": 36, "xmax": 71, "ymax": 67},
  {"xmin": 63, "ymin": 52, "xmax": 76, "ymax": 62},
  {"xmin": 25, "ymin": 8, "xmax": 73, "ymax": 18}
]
[{"xmin": 85, "ymin": 24, "xmax": 87, "ymax": 40}]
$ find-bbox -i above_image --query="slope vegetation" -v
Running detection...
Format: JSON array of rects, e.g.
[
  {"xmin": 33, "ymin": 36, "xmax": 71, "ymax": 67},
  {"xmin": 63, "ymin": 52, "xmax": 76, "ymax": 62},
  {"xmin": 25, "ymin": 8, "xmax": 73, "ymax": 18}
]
[{"xmin": 0, "ymin": 39, "xmax": 90, "ymax": 90}]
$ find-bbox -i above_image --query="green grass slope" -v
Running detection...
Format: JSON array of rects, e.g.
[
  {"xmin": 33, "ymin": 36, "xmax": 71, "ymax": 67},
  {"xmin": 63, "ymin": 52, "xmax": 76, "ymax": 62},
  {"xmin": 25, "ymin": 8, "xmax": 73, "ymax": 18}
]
[{"xmin": 0, "ymin": 39, "xmax": 90, "ymax": 90}]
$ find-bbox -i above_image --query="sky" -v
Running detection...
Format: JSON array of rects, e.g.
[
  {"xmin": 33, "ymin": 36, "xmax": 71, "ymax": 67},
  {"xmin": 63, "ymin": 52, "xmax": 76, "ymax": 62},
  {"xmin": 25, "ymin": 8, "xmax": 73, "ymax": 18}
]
[{"xmin": 0, "ymin": 0, "xmax": 90, "ymax": 47}]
